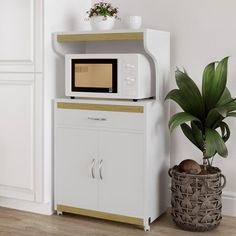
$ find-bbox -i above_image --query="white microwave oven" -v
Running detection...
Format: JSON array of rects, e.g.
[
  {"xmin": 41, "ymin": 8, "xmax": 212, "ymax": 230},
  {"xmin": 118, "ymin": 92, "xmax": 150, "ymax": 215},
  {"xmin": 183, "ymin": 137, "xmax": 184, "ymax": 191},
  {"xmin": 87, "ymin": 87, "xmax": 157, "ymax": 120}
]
[{"xmin": 65, "ymin": 53, "xmax": 154, "ymax": 100}]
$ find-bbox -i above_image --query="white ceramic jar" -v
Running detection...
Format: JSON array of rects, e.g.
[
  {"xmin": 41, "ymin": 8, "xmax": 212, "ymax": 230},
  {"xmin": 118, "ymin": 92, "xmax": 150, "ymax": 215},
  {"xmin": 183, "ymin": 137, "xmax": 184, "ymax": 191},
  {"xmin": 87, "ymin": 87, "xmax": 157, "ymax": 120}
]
[{"xmin": 126, "ymin": 16, "xmax": 142, "ymax": 29}]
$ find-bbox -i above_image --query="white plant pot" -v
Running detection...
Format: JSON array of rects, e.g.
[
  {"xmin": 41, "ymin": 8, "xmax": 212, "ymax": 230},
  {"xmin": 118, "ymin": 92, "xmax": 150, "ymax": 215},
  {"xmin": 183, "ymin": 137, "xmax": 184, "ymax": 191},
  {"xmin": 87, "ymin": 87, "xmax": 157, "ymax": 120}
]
[{"xmin": 90, "ymin": 16, "xmax": 115, "ymax": 31}]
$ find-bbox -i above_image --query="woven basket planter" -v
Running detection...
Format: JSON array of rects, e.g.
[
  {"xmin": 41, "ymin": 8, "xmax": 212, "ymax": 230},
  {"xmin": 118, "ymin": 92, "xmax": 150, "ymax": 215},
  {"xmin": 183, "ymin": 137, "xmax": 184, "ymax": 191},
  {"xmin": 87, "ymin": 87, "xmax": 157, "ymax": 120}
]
[{"xmin": 168, "ymin": 165, "xmax": 226, "ymax": 231}]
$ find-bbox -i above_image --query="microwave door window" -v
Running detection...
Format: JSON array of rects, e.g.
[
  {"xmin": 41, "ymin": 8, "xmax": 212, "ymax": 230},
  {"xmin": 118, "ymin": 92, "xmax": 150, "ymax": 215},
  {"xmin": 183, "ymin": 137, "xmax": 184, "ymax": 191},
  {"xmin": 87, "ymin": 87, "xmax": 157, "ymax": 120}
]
[{"xmin": 72, "ymin": 59, "xmax": 117, "ymax": 93}]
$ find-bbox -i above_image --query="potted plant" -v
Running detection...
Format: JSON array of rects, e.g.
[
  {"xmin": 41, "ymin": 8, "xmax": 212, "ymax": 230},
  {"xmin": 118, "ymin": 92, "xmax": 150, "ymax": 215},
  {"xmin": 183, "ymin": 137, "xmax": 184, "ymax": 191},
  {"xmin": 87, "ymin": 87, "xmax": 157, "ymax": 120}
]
[
  {"xmin": 86, "ymin": 2, "xmax": 119, "ymax": 31},
  {"xmin": 166, "ymin": 57, "xmax": 236, "ymax": 231}
]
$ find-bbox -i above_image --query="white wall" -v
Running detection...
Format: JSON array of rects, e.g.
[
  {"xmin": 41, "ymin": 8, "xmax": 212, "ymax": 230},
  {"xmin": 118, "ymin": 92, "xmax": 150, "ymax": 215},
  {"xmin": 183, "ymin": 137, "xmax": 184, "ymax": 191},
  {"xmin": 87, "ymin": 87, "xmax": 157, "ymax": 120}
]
[
  {"xmin": 44, "ymin": 0, "xmax": 91, "ymax": 208},
  {"xmin": 91, "ymin": 0, "xmax": 236, "ymax": 216},
  {"xmin": 0, "ymin": 0, "xmax": 46, "ymax": 213}
]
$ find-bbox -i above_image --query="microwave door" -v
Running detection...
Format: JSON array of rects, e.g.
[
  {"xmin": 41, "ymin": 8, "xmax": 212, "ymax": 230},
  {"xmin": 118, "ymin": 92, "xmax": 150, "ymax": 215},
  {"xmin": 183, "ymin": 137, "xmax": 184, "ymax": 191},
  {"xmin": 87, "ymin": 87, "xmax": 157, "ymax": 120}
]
[{"xmin": 71, "ymin": 59, "xmax": 117, "ymax": 93}]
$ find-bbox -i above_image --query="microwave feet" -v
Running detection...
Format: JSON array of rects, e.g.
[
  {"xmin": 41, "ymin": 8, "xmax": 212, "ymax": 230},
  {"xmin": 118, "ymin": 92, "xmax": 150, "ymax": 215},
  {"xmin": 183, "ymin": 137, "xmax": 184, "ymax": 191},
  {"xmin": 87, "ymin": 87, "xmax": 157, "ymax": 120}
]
[
  {"xmin": 133, "ymin": 99, "xmax": 138, "ymax": 102},
  {"xmin": 70, "ymin": 96, "xmax": 75, "ymax": 99}
]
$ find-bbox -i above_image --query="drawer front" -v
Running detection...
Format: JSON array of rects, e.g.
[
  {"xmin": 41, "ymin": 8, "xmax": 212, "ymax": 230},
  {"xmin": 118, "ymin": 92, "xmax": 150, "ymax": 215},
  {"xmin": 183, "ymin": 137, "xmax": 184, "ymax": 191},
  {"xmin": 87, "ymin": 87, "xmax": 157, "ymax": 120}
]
[{"xmin": 55, "ymin": 102, "xmax": 145, "ymax": 131}]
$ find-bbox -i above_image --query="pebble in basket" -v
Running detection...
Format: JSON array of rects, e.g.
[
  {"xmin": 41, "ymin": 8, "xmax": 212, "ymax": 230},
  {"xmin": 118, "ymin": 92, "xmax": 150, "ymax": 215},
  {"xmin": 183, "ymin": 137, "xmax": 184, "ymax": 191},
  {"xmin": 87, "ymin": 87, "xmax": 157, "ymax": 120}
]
[
  {"xmin": 86, "ymin": 2, "xmax": 119, "ymax": 31},
  {"xmin": 165, "ymin": 57, "xmax": 236, "ymax": 231}
]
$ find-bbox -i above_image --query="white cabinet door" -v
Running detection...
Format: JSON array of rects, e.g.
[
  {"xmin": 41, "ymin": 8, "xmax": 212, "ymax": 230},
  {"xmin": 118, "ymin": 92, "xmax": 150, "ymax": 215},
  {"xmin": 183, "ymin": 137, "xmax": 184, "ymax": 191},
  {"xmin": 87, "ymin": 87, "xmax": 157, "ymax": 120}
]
[
  {"xmin": 55, "ymin": 127, "xmax": 99, "ymax": 210},
  {"xmin": 98, "ymin": 130, "xmax": 144, "ymax": 217}
]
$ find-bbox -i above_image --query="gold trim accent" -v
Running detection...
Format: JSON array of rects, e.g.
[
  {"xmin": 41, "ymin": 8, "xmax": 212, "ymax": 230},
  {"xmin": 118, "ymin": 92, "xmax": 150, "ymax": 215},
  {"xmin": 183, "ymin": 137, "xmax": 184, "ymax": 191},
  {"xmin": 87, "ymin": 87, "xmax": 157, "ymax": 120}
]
[
  {"xmin": 57, "ymin": 204, "xmax": 144, "ymax": 226},
  {"xmin": 57, "ymin": 32, "xmax": 144, "ymax": 42},
  {"xmin": 57, "ymin": 102, "xmax": 144, "ymax": 113}
]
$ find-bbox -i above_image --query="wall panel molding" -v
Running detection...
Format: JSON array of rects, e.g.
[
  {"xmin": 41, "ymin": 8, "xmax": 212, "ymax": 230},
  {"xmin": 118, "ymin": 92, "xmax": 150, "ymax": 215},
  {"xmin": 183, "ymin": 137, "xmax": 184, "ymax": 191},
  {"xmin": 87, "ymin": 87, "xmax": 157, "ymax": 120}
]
[
  {"xmin": 0, "ymin": 0, "xmax": 44, "ymax": 213},
  {"xmin": 222, "ymin": 191, "xmax": 236, "ymax": 217},
  {"xmin": 0, "ymin": 73, "xmax": 42, "ymax": 202},
  {"xmin": 0, "ymin": 0, "xmax": 42, "ymax": 73}
]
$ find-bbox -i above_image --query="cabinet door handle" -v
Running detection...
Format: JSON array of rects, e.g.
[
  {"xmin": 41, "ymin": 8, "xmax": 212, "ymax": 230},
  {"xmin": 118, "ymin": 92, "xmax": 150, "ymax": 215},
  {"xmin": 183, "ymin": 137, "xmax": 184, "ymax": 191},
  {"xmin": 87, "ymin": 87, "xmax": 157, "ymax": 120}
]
[
  {"xmin": 91, "ymin": 158, "xmax": 95, "ymax": 179},
  {"xmin": 99, "ymin": 159, "xmax": 103, "ymax": 180},
  {"xmin": 88, "ymin": 117, "xmax": 107, "ymax": 121}
]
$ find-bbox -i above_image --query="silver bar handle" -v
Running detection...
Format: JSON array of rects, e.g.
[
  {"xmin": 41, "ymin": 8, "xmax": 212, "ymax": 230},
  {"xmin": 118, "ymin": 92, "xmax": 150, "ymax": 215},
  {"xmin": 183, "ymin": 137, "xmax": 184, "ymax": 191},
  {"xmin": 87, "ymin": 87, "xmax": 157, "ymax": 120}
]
[
  {"xmin": 91, "ymin": 158, "xmax": 95, "ymax": 179},
  {"xmin": 88, "ymin": 117, "xmax": 107, "ymax": 121},
  {"xmin": 99, "ymin": 159, "xmax": 103, "ymax": 180}
]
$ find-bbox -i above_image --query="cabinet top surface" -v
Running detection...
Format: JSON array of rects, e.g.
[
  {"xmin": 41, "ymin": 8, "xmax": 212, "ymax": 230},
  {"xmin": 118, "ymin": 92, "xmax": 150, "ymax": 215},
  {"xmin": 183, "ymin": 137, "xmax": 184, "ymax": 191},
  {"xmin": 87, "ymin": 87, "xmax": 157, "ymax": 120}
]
[{"xmin": 55, "ymin": 98, "xmax": 157, "ymax": 106}]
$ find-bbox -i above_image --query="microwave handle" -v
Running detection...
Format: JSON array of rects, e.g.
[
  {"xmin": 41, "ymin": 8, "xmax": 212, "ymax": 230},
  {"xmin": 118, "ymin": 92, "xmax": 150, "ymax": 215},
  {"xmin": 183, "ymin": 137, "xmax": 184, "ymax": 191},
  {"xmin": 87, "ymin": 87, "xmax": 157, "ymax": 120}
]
[{"xmin": 88, "ymin": 117, "xmax": 107, "ymax": 121}]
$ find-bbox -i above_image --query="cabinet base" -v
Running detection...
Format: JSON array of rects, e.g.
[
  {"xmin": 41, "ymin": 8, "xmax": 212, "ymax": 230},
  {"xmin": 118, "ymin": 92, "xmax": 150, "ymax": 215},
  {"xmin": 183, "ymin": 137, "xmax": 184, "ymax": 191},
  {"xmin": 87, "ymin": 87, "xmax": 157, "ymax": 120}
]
[{"xmin": 56, "ymin": 204, "xmax": 147, "ymax": 229}]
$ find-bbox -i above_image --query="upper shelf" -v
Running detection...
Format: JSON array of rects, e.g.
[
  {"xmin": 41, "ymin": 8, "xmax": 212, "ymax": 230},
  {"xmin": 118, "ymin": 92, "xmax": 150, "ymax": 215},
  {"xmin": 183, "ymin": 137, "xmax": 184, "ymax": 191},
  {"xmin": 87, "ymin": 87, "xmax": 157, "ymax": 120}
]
[
  {"xmin": 57, "ymin": 32, "xmax": 143, "ymax": 42},
  {"xmin": 55, "ymin": 29, "xmax": 156, "ymax": 42},
  {"xmin": 53, "ymin": 28, "xmax": 170, "ymax": 101}
]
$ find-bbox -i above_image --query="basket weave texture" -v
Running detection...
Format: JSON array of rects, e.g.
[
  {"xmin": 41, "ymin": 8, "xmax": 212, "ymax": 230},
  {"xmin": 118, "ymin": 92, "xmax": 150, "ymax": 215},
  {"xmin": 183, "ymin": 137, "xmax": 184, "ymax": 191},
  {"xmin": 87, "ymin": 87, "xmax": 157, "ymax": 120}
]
[{"xmin": 169, "ymin": 165, "xmax": 226, "ymax": 231}]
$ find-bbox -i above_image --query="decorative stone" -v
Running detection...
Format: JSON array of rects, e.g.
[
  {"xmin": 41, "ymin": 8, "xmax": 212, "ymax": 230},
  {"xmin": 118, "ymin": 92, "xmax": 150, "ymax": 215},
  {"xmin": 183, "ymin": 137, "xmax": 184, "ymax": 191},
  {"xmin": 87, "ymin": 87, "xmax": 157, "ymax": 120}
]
[{"xmin": 178, "ymin": 159, "xmax": 201, "ymax": 174}]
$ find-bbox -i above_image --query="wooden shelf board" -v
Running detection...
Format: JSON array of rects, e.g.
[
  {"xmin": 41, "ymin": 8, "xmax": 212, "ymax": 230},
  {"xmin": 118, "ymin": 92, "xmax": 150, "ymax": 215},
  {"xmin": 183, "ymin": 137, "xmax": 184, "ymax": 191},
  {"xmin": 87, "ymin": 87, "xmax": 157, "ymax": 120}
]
[{"xmin": 57, "ymin": 32, "xmax": 144, "ymax": 42}]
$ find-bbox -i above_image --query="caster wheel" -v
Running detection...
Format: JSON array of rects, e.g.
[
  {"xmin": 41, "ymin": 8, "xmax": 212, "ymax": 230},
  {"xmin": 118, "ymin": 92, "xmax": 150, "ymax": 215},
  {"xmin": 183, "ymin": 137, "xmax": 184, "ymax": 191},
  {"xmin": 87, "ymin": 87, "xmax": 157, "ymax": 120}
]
[
  {"xmin": 144, "ymin": 225, "xmax": 150, "ymax": 231},
  {"xmin": 57, "ymin": 211, "xmax": 63, "ymax": 216}
]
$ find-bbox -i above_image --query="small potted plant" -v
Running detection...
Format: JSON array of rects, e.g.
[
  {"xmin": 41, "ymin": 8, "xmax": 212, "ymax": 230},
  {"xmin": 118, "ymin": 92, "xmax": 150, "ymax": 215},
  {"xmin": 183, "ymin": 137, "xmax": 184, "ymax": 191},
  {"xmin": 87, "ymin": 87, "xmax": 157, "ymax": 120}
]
[
  {"xmin": 86, "ymin": 2, "xmax": 119, "ymax": 31},
  {"xmin": 166, "ymin": 57, "xmax": 236, "ymax": 231}
]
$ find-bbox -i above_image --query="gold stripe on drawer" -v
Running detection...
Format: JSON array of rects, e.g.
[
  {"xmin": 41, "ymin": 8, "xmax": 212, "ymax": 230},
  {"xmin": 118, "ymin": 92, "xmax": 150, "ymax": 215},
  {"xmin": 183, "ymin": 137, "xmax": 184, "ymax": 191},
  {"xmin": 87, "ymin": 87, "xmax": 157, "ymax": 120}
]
[
  {"xmin": 57, "ymin": 102, "xmax": 144, "ymax": 113},
  {"xmin": 57, "ymin": 32, "xmax": 144, "ymax": 42},
  {"xmin": 57, "ymin": 204, "xmax": 144, "ymax": 226}
]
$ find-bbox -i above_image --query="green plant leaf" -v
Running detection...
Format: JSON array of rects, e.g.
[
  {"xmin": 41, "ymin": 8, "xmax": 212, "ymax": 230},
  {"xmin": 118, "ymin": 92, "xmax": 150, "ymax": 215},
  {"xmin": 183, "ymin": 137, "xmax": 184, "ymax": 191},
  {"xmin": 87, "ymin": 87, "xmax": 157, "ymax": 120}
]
[
  {"xmin": 219, "ymin": 123, "xmax": 226, "ymax": 137},
  {"xmin": 215, "ymin": 57, "xmax": 228, "ymax": 93},
  {"xmin": 180, "ymin": 122, "xmax": 204, "ymax": 151},
  {"xmin": 205, "ymin": 109, "xmax": 223, "ymax": 128},
  {"xmin": 169, "ymin": 112, "xmax": 201, "ymax": 132},
  {"xmin": 218, "ymin": 122, "xmax": 230, "ymax": 142},
  {"xmin": 165, "ymin": 89, "xmax": 204, "ymax": 116},
  {"xmin": 175, "ymin": 69, "xmax": 204, "ymax": 119},
  {"xmin": 180, "ymin": 123, "xmax": 200, "ymax": 149},
  {"xmin": 205, "ymin": 128, "xmax": 228, "ymax": 158},
  {"xmin": 202, "ymin": 62, "xmax": 215, "ymax": 111},
  {"xmin": 206, "ymin": 99, "xmax": 236, "ymax": 128},
  {"xmin": 216, "ymin": 87, "xmax": 232, "ymax": 106},
  {"xmin": 191, "ymin": 121, "xmax": 204, "ymax": 150},
  {"xmin": 228, "ymin": 112, "xmax": 236, "ymax": 117},
  {"xmin": 202, "ymin": 57, "xmax": 228, "ymax": 112},
  {"xmin": 215, "ymin": 106, "xmax": 228, "ymax": 117},
  {"xmin": 165, "ymin": 89, "xmax": 192, "ymax": 112},
  {"xmin": 225, "ymin": 100, "xmax": 236, "ymax": 113}
]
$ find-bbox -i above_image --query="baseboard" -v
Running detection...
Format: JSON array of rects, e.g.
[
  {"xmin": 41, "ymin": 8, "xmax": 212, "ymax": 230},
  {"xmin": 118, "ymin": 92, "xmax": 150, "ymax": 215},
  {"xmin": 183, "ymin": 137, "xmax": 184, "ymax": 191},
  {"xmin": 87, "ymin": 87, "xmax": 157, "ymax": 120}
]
[
  {"xmin": 0, "ymin": 192, "xmax": 235, "ymax": 218},
  {"xmin": 0, "ymin": 197, "xmax": 53, "ymax": 215},
  {"xmin": 222, "ymin": 191, "xmax": 236, "ymax": 217}
]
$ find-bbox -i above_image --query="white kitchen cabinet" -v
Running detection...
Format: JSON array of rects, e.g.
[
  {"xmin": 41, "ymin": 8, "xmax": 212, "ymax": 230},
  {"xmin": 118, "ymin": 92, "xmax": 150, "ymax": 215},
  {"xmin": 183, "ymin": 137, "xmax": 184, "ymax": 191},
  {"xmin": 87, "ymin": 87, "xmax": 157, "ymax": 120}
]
[{"xmin": 54, "ymin": 99, "xmax": 169, "ymax": 230}]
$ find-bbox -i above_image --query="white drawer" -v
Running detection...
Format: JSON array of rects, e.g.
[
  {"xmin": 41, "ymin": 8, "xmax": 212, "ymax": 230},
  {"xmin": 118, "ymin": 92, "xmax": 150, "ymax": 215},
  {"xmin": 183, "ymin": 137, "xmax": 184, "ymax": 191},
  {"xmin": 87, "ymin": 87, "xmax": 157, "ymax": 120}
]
[{"xmin": 55, "ymin": 102, "xmax": 145, "ymax": 131}]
